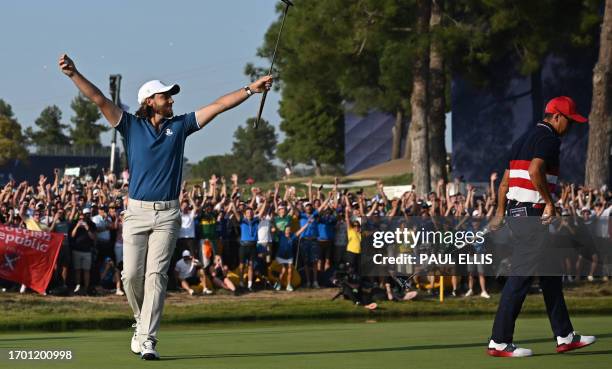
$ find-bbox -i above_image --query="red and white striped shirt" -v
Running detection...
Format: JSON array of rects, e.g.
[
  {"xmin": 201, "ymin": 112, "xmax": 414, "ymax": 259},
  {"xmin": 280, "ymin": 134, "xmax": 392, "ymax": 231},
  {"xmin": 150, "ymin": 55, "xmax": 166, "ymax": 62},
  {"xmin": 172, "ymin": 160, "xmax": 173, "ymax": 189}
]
[
  {"xmin": 507, "ymin": 159, "xmax": 559, "ymax": 204},
  {"xmin": 506, "ymin": 122, "xmax": 560, "ymax": 204}
]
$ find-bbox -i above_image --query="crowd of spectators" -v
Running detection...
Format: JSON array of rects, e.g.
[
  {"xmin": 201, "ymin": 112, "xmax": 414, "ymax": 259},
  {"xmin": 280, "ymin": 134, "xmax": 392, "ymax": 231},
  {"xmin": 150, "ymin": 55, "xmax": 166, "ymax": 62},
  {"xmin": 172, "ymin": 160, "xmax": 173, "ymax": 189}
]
[{"xmin": 0, "ymin": 169, "xmax": 610, "ymax": 298}]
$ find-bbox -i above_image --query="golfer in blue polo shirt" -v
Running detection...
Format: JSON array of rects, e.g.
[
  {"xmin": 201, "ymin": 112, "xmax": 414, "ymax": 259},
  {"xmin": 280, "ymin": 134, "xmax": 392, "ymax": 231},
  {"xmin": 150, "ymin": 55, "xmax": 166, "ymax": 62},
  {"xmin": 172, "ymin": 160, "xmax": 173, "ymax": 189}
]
[{"xmin": 59, "ymin": 53, "xmax": 272, "ymax": 360}]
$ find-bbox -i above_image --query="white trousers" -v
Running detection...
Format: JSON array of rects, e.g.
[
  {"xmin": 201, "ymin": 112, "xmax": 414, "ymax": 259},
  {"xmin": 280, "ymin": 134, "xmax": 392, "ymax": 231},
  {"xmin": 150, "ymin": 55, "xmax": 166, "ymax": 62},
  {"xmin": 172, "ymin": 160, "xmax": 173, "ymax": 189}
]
[{"xmin": 121, "ymin": 201, "xmax": 180, "ymax": 344}]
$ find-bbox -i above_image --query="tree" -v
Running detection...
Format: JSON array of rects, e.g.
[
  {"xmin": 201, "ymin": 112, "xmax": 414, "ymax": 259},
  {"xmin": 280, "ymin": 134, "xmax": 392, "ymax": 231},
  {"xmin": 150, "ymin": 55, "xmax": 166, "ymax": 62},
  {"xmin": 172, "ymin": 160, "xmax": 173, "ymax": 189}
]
[
  {"xmin": 249, "ymin": 0, "xmax": 346, "ymax": 174},
  {"xmin": 427, "ymin": 0, "xmax": 448, "ymax": 188},
  {"xmin": 334, "ymin": 0, "xmax": 416, "ymax": 162},
  {"xmin": 276, "ymin": 85, "xmax": 345, "ymax": 177},
  {"xmin": 250, "ymin": 0, "xmax": 602, "ymax": 182},
  {"xmin": 586, "ymin": 0, "xmax": 612, "ymax": 187},
  {"xmin": 25, "ymin": 105, "xmax": 71, "ymax": 148},
  {"xmin": 190, "ymin": 154, "xmax": 237, "ymax": 180},
  {"xmin": 444, "ymin": 1, "xmax": 602, "ymax": 91},
  {"xmin": 69, "ymin": 93, "xmax": 108, "ymax": 148},
  {"xmin": 0, "ymin": 99, "xmax": 15, "ymax": 119},
  {"xmin": 0, "ymin": 100, "xmax": 28, "ymax": 165},
  {"xmin": 191, "ymin": 117, "xmax": 278, "ymax": 182},
  {"xmin": 408, "ymin": 0, "xmax": 431, "ymax": 195},
  {"xmin": 232, "ymin": 118, "xmax": 278, "ymax": 181}
]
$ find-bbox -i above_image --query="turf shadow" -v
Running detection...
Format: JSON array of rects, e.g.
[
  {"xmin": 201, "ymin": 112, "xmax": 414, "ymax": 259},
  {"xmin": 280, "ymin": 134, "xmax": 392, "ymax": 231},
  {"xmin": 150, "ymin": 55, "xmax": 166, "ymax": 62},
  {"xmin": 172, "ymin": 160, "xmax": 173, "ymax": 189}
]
[
  {"xmin": 0, "ymin": 336, "xmax": 90, "ymax": 343},
  {"xmin": 532, "ymin": 349, "xmax": 612, "ymax": 357},
  {"xmin": 161, "ymin": 333, "xmax": 612, "ymax": 361}
]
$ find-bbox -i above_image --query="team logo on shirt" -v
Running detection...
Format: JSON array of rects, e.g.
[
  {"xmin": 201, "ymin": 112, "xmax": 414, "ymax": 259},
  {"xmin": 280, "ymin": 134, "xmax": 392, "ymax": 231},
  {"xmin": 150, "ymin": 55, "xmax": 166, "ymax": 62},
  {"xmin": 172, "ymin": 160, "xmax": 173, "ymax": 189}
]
[{"xmin": 165, "ymin": 128, "xmax": 174, "ymax": 136}]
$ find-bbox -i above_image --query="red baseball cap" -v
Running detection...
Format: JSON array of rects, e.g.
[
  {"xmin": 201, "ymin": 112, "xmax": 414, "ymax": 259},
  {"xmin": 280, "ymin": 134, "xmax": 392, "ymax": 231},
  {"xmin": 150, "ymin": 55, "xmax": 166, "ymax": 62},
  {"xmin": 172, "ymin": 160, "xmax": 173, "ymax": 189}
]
[{"xmin": 544, "ymin": 96, "xmax": 587, "ymax": 123}]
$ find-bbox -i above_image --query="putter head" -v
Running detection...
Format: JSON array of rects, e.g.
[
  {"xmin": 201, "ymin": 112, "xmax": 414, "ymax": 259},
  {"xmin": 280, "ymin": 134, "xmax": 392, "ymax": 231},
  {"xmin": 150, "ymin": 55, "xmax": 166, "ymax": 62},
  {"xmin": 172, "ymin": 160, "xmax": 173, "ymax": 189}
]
[{"xmin": 280, "ymin": 0, "xmax": 294, "ymax": 6}]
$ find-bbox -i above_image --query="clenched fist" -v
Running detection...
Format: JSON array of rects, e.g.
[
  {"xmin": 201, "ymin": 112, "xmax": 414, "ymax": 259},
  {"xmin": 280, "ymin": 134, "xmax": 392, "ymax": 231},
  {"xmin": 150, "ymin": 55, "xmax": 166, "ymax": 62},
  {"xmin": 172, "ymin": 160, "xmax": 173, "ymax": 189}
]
[
  {"xmin": 59, "ymin": 54, "xmax": 77, "ymax": 77},
  {"xmin": 248, "ymin": 75, "xmax": 273, "ymax": 93}
]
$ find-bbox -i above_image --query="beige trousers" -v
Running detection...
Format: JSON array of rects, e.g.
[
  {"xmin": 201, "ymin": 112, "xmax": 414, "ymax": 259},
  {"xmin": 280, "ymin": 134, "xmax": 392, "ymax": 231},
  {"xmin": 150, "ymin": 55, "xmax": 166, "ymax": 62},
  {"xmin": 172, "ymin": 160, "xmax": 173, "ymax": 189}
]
[{"xmin": 121, "ymin": 199, "xmax": 180, "ymax": 344}]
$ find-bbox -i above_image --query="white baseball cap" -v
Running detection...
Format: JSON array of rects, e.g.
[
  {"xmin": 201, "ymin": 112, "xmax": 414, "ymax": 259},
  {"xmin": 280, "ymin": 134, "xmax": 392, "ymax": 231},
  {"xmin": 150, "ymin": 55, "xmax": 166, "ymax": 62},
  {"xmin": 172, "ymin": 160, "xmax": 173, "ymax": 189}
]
[
  {"xmin": 137, "ymin": 80, "xmax": 180, "ymax": 104},
  {"xmin": 182, "ymin": 250, "xmax": 191, "ymax": 257}
]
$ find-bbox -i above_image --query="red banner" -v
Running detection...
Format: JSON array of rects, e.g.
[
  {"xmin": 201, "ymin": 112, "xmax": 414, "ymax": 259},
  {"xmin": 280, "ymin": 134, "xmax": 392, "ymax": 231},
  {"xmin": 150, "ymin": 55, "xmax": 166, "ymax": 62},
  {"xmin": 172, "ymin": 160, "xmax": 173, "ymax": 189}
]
[{"xmin": 0, "ymin": 225, "xmax": 64, "ymax": 294}]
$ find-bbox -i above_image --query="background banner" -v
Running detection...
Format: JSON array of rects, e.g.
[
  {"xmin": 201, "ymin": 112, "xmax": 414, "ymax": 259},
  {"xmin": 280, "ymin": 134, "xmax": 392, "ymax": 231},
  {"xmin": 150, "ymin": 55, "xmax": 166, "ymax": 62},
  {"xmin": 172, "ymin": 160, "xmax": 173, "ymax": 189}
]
[{"xmin": 0, "ymin": 225, "xmax": 64, "ymax": 294}]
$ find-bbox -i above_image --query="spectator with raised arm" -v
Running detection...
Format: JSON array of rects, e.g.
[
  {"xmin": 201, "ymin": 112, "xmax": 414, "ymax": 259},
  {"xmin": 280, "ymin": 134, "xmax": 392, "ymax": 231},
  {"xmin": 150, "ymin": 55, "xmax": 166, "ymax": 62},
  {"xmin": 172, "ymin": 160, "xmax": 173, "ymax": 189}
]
[
  {"xmin": 274, "ymin": 220, "xmax": 310, "ymax": 291},
  {"xmin": 230, "ymin": 201, "xmax": 260, "ymax": 291}
]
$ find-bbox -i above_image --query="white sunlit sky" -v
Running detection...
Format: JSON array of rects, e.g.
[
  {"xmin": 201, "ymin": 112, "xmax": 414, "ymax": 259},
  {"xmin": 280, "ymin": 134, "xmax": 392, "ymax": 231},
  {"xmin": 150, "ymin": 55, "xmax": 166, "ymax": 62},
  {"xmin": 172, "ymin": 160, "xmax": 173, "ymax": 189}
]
[{"xmin": 1, "ymin": 0, "xmax": 452, "ymax": 165}]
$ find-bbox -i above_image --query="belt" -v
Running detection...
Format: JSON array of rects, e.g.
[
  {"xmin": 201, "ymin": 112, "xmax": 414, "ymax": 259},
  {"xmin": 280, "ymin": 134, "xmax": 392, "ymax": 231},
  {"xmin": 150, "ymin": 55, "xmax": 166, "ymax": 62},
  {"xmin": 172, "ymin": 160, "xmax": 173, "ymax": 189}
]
[
  {"xmin": 507, "ymin": 200, "xmax": 545, "ymax": 209},
  {"xmin": 128, "ymin": 198, "xmax": 179, "ymax": 210}
]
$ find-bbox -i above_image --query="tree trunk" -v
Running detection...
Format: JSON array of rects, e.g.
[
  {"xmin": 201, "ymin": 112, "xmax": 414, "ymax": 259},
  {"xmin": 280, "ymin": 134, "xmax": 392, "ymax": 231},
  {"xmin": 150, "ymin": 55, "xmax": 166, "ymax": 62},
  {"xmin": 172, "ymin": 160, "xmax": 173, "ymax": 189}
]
[
  {"xmin": 391, "ymin": 108, "xmax": 404, "ymax": 160},
  {"xmin": 530, "ymin": 66, "xmax": 543, "ymax": 125},
  {"xmin": 427, "ymin": 0, "xmax": 447, "ymax": 189},
  {"xmin": 586, "ymin": 0, "xmax": 612, "ymax": 188},
  {"xmin": 313, "ymin": 160, "xmax": 323, "ymax": 177},
  {"xmin": 407, "ymin": 0, "xmax": 431, "ymax": 195}
]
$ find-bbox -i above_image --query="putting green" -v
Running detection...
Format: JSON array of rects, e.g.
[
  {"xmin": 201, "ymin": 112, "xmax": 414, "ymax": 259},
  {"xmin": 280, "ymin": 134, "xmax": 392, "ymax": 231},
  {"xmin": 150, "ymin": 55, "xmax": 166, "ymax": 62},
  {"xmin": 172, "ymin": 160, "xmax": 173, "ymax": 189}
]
[{"xmin": 0, "ymin": 316, "xmax": 610, "ymax": 369}]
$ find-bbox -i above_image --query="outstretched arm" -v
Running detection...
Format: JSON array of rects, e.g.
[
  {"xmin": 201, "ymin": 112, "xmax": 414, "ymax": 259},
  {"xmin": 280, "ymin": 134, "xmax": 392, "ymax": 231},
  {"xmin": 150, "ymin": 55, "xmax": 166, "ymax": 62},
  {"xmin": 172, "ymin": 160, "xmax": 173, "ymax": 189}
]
[
  {"xmin": 295, "ymin": 219, "xmax": 311, "ymax": 238},
  {"xmin": 59, "ymin": 54, "xmax": 122, "ymax": 126},
  {"xmin": 195, "ymin": 75, "xmax": 273, "ymax": 129}
]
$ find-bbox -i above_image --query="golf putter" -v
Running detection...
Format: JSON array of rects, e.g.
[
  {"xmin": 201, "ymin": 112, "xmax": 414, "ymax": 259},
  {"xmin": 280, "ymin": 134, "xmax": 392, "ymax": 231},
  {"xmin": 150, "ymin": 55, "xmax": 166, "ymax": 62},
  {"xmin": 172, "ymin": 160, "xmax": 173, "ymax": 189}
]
[{"xmin": 254, "ymin": 0, "xmax": 293, "ymax": 128}]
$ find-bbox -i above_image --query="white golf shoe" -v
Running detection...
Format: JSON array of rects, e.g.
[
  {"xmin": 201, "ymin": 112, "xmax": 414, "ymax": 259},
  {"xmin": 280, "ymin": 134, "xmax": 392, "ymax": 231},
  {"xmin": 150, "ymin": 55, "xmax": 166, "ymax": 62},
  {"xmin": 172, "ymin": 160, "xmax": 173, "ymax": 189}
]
[
  {"xmin": 556, "ymin": 331, "xmax": 596, "ymax": 353},
  {"xmin": 130, "ymin": 322, "xmax": 141, "ymax": 354},
  {"xmin": 141, "ymin": 339, "xmax": 160, "ymax": 360},
  {"xmin": 487, "ymin": 340, "xmax": 533, "ymax": 357}
]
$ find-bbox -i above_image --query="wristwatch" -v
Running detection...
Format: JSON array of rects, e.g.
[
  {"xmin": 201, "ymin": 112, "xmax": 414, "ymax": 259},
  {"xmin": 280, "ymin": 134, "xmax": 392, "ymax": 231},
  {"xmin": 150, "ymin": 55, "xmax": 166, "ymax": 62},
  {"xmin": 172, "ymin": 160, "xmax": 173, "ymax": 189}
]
[{"xmin": 243, "ymin": 85, "xmax": 253, "ymax": 96}]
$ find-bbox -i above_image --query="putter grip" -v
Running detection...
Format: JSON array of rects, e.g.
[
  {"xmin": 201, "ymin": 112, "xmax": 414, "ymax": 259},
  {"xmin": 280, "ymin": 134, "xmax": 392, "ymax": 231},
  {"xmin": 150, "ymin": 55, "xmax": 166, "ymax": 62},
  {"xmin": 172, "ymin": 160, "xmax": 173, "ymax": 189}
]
[{"xmin": 254, "ymin": 90, "xmax": 269, "ymax": 128}]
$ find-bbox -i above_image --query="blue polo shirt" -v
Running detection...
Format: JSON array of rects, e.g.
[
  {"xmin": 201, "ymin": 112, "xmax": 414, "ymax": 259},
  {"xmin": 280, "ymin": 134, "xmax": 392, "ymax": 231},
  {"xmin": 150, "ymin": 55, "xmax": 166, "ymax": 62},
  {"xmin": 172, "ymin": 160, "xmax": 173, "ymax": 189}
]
[
  {"xmin": 299, "ymin": 210, "xmax": 319, "ymax": 239},
  {"xmin": 240, "ymin": 216, "xmax": 260, "ymax": 242},
  {"xmin": 317, "ymin": 214, "xmax": 336, "ymax": 241},
  {"xmin": 116, "ymin": 111, "xmax": 199, "ymax": 201},
  {"xmin": 277, "ymin": 233, "xmax": 296, "ymax": 259}
]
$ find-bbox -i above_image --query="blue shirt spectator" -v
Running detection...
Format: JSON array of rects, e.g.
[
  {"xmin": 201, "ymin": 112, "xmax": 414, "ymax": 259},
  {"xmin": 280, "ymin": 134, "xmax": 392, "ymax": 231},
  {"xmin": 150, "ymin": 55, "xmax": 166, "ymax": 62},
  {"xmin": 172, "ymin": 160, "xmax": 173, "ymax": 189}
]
[
  {"xmin": 240, "ymin": 217, "xmax": 259, "ymax": 242},
  {"xmin": 299, "ymin": 209, "xmax": 319, "ymax": 239},
  {"xmin": 277, "ymin": 232, "xmax": 297, "ymax": 259},
  {"xmin": 317, "ymin": 213, "xmax": 336, "ymax": 241}
]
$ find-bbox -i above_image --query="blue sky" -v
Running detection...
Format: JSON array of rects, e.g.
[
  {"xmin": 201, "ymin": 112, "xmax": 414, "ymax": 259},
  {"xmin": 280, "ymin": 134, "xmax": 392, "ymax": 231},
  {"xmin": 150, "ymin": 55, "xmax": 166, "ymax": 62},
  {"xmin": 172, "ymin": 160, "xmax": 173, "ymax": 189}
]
[{"xmin": 1, "ymin": 0, "xmax": 281, "ymax": 163}]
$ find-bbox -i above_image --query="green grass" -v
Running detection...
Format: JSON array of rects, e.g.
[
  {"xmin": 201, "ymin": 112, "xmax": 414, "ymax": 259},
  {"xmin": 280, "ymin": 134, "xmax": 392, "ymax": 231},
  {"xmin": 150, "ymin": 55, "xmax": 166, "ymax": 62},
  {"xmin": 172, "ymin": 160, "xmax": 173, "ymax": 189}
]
[
  {"xmin": 2, "ymin": 286, "xmax": 612, "ymax": 332},
  {"xmin": 0, "ymin": 316, "xmax": 610, "ymax": 369}
]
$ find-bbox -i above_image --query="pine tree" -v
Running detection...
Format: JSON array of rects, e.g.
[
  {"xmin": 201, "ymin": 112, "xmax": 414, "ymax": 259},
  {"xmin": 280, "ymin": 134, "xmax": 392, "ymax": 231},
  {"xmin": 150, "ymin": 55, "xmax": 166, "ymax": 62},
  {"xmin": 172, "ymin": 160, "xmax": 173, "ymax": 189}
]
[
  {"xmin": 25, "ymin": 105, "xmax": 71, "ymax": 148},
  {"xmin": 69, "ymin": 93, "xmax": 108, "ymax": 148}
]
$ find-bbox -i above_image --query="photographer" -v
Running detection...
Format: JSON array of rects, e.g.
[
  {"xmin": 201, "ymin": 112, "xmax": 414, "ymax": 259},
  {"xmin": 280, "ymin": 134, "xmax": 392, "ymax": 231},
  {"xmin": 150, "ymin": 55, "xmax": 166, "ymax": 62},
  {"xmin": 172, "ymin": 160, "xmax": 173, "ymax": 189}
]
[
  {"xmin": 100, "ymin": 257, "xmax": 124, "ymax": 295},
  {"xmin": 174, "ymin": 250, "xmax": 210, "ymax": 296}
]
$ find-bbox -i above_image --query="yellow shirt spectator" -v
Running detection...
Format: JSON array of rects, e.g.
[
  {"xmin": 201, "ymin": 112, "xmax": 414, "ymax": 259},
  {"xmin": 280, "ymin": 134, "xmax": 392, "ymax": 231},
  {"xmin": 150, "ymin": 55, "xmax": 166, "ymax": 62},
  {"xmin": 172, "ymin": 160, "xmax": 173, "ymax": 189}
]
[{"xmin": 347, "ymin": 227, "xmax": 361, "ymax": 254}]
